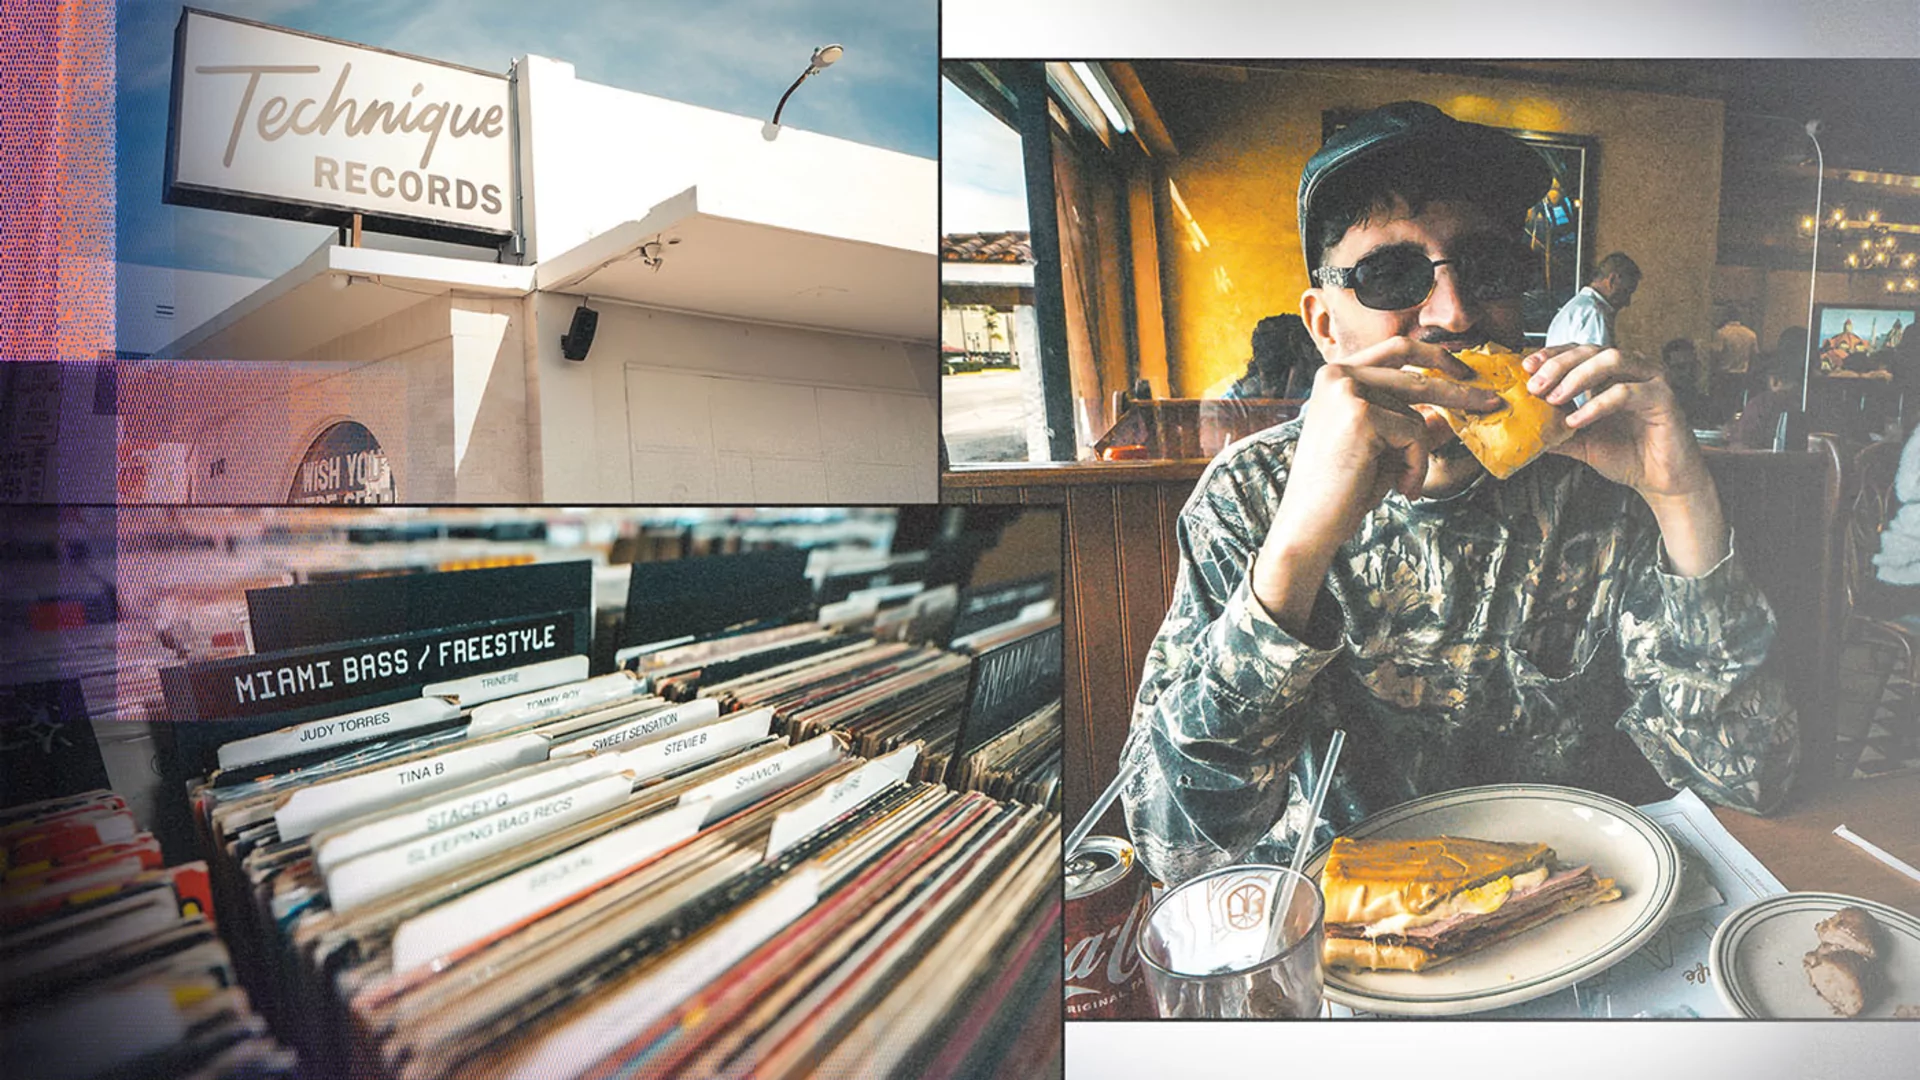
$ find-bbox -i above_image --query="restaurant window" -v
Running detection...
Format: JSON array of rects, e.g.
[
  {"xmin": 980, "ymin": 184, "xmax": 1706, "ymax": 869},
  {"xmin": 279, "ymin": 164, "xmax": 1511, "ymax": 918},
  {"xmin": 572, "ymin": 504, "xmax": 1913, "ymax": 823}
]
[
  {"xmin": 940, "ymin": 74, "xmax": 1040, "ymax": 463},
  {"xmin": 941, "ymin": 62, "xmax": 1160, "ymax": 464},
  {"xmin": 1052, "ymin": 100, "xmax": 1138, "ymax": 456}
]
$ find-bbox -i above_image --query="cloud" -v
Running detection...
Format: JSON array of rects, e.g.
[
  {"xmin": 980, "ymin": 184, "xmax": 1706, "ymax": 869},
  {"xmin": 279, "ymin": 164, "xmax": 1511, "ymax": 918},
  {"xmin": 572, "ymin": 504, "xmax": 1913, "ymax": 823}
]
[
  {"xmin": 940, "ymin": 79, "xmax": 1027, "ymax": 233},
  {"xmin": 942, "ymin": 184, "xmax": 1030, "ymax": 235}
]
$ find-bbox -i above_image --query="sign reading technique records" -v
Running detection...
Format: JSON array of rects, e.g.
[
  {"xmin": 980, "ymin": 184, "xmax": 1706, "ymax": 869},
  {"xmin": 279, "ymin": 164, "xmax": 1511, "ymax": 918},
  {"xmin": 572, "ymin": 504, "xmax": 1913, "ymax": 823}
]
[
  {"xmin": 165, "ymin": 7, "xmax": 514, "ymax": 240},
  {"xmin": 290, "ymin": 421, "xmax": 393, "ymax": 504}
]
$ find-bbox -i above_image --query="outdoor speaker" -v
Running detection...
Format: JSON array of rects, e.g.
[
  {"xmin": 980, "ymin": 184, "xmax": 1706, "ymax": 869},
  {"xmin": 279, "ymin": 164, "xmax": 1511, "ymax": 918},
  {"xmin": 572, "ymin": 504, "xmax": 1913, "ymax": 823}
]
[{"xmin": 561, "ymin": 305, "xmax": 599, "ymax": 361}]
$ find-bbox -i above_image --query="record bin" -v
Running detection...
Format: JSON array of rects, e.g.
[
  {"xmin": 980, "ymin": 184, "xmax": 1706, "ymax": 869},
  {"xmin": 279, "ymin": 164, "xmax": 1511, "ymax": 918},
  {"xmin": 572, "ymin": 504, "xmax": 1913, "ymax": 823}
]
[{"xmin": 4, "ymin": 506, "xmax": 1064, "ymax": 1079}]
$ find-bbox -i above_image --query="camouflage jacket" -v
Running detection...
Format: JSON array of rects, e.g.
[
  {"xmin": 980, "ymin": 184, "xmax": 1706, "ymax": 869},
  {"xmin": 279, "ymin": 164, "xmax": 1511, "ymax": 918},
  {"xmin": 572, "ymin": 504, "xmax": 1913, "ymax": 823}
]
[{"xmin": 1119, "ymin": 420, "xmax": 1800, "ymax": 886}]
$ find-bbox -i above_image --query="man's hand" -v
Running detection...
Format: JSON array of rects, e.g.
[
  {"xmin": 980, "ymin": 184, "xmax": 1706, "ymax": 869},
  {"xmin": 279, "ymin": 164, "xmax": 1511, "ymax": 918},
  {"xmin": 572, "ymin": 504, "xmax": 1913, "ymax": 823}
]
[
  {"xmin": 1523, "ymin": 344, "xmax": 1729, "ymax": 575},
  {"xmin": 1251, "ymin": 338, "xmax": 1500, "ymax": 633}
]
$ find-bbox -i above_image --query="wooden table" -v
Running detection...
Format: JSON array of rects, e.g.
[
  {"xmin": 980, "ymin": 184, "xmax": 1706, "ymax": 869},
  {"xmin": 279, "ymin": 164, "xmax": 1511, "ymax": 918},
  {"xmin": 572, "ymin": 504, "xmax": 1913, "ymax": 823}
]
[{"xmin": 1710, "ymin": 774, "xmax": 1920, "ymax": 916}]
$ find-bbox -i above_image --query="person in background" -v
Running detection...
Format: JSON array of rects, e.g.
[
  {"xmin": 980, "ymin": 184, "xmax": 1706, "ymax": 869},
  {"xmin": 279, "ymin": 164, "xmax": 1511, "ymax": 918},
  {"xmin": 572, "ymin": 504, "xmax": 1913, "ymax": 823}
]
[
  {"xmin": 1775, "ymin": 326, "xmax": 1809, "ymax": 374},
  {"xmin": 1708, "ymin": 306, "xmax": 1761, "ymax": 420},
  {"xmin": 1118, "ymin": 101, "xmax": 1796, "ymax": 886},
  {"xmin": 1661, "ymin": 338, "xmax": 1711, "ymax": 426},
  {"xmin": 1223, "ymin": 314, "xmax": 1324, "ymax": 399},
  {"xmin": 1884, "ymin": 333, "xmax": 1920, "ymax": 437},
  {"xmin": 1868, "ymin": 351, "xmax": 1920, "ymax": 625},
  {"xmin": 1872, "ymin": 411, "xmax": 1920, "ymax": 594},
  {"xmin": 1545, "ymin": 252, "xmax": 1639, "ymax": 348},
  {"xmin": 1726, "ymin": 350, "xmax": 1803, "ymax": 450}
]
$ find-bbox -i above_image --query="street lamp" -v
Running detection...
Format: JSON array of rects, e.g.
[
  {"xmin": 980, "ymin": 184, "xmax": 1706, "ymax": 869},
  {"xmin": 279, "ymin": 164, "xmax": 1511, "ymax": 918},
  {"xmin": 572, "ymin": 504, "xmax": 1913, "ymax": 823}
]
[
  {"xmin": 1800, "ymin": 119, "xmax": 1823, "ymax": 417},
  {"xmin": 771, "ymin": 44, "xmax": 844, "ymax": 127}
]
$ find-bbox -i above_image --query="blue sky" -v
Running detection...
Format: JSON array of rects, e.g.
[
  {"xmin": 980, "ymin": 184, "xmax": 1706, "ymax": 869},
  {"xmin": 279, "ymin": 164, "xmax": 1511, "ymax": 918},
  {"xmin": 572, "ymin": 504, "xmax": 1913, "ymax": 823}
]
[{"xmin": 117, "ymin": 0, "xmax": 936, "ymax": 279}]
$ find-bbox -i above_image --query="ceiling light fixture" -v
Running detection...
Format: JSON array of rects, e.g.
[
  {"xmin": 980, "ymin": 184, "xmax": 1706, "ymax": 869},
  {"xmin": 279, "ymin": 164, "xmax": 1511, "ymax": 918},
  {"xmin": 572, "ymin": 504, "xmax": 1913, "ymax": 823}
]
[{"xmin": 1069, "ymin": 61, "xmax": 1131, "ymax": 134}]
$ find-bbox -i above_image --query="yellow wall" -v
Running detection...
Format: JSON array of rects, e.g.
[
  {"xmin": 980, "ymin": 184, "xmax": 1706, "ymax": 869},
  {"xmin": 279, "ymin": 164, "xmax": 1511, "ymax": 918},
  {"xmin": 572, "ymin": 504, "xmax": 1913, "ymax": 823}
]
[{"xmin": 1153, "ymin": 66, "xmax": 1726, "ymax": 396}]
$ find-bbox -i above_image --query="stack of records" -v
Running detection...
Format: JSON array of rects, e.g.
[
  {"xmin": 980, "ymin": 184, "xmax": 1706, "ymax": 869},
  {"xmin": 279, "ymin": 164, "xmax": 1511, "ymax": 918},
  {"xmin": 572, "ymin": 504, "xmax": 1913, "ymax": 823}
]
[
  {"xmin": 637, "ymin": 622, "xmax": 862, "ymax": 701},
  {"xmin": 635, "ymin": 599, "xmax": 1062, "ymax": 808},
  {"xmin": 697, "ymin": 639, "xmax": 975, "ymax": 782},
  {"xmin": 182, "ymin": 665, "xmax": 1060, "ymax": 1078},
  {"xmin": 616, "ymin": 549, "xmax": 1028, "ymax": 801},
  {"xmin": 947, "ymin": 616, "xmax": 1064, "ymax": 810},
  {"xmin": 952, "ymin": 699, "xmax": 1062, "ymax": 808},
  {"xmin": 1, "ymin": 790, "xmax": 296, "ymax": 1080}
]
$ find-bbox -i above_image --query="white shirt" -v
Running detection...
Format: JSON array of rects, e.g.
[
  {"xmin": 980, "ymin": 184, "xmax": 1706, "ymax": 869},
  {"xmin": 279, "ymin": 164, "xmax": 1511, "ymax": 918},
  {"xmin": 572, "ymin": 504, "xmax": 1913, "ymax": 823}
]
[
  {"xmin": 1546, "ymin": 286, "xmax": 1616, "ymax": 348},
  {"xmin": 1711, "ymin": 321, "xmax": 1759, "ymax": 375}
]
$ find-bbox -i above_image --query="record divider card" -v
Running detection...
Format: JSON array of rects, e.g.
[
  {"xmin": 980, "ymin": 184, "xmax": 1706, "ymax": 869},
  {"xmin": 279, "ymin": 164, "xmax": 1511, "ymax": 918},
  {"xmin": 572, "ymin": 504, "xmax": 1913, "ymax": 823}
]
[
  {"xmin": 154, "ymin": 562, "xmax": 594, "ymax": 855},
  {"xmin": 615, "ymin": 548, "xmax": 816, "ymax": 666},
  {"xmin": 946, "ymin": 621, "xmax": 1064, "ymax": 786}
]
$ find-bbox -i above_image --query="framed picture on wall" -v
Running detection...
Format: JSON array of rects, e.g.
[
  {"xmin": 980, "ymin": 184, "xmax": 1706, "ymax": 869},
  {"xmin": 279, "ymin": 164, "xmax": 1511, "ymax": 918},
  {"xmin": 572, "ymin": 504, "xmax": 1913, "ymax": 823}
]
[{"xmin": 1321, "ymin": 112, "xmax": 1598, "ymax": 342}]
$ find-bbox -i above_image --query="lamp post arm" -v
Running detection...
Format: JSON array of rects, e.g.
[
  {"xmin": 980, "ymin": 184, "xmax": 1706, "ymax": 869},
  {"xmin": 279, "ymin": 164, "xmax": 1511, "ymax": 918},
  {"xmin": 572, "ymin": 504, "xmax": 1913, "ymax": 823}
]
[{"xmin": 771, "ymin": 68, "xmax": 813, "ymax": 126}]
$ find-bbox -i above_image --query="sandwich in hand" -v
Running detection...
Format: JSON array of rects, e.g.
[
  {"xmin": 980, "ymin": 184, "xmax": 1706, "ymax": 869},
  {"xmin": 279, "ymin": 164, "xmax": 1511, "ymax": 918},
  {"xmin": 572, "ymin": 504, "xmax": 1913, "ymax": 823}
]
[
  {"xmin": 1319, "ymin": 835, "xmax": 1622, "ymax": 972},
  {"xmin": 1416, "ymin": 343, "xmax": 1573, "ymax": 480}
]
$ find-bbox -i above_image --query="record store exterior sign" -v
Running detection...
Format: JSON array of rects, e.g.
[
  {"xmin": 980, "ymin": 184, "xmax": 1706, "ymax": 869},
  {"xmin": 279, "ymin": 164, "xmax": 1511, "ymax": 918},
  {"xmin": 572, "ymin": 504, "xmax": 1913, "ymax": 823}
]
[{"xmin": 165, "ymin": 7, "xmax": 515, "ymax": 240}]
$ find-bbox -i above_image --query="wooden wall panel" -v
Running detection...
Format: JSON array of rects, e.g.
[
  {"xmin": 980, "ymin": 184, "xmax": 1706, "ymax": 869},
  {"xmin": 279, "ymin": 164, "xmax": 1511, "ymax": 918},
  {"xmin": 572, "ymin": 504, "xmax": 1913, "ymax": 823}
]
[
  {"xmin": 1056, "ymin": 492, "xmax": 1090, "ymax": 822},
  {"xmin": 1114, "ymin": 484, "xmax": 1172, "ymax": 706},
  {"xmin": 1064, "ymin": 486, "xmax": 1126, "ymax": 835}
]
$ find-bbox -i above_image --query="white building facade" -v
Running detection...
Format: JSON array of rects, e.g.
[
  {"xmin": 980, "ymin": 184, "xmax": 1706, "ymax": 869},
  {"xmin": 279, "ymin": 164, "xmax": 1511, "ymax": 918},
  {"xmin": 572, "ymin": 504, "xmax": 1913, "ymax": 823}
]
[{"xmin": 144, "ymin": 14, "xmax": 936, "ymax": 505}]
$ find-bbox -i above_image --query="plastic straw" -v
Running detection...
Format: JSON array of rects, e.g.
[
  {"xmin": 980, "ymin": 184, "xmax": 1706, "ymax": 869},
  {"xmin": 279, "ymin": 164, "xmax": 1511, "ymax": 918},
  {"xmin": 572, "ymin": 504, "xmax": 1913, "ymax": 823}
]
[
  {"xmin": 1834, "ymin": 824, "xmax": 1920, "ymax": 884},
  {"xmin": 1268, "ymin": 728, "xmax": 1346, "ymax": 960},
  {"xmin": 1065, "ymin": 756, "xmax": 1139, "ymax": 862}
]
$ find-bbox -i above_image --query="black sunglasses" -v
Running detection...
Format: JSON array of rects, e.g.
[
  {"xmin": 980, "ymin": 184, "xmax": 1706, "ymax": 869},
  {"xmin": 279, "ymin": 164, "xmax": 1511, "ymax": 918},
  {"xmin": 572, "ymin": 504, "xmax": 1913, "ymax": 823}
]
[{"xmin": 1312, "ymin": 237, "xmax": 1539, "ymax": 311}]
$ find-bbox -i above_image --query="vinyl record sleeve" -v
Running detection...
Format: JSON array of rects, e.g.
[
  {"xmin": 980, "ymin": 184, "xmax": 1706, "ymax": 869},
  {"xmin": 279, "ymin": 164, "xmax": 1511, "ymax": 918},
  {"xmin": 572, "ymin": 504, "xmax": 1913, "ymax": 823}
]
[
  {"xmin": 720, "ymin": 803, "xmax": 1049, "ymax": 1078},
  {"xmin": 579, "ymin": 855, "xmax": 893, "ymax": 1073},
  {"xmin": 379, "ymin": 813, "xmax": 836, "ymax": 1076},
  {"xmin": 637, "ymin": 789, "xmax": 991, "ymax": 1077},
  {"xmin": 337, "ymin": 745, "xmax": 839, "ymax": 1016}
]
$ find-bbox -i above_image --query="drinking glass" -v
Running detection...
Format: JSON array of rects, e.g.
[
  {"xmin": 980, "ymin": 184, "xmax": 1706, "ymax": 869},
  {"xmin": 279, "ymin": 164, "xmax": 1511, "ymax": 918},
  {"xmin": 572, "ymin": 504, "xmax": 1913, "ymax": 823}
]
[{"xmin": 1135, "ymin": 863, "xmax": 1325, "ymax": 1018}]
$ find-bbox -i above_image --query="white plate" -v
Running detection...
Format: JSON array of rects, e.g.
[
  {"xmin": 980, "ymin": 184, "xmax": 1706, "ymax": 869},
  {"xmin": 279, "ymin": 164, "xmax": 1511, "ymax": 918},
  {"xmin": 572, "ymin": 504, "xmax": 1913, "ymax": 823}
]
[
  {"xmin": 1301, "ymin": 784, "xmax": 1682, "ymax": 1016},
  {"xmin": 1710, "ymin": 892, "xmax": 1920, "ymax": 1018}
]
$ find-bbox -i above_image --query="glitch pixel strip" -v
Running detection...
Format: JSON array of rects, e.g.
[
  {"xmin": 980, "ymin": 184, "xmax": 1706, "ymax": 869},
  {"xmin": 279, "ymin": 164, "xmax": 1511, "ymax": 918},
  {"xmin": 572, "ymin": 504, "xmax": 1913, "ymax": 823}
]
[{"xmin": 2, "ymin": 0, "xmax": 114, "ymax": 364}]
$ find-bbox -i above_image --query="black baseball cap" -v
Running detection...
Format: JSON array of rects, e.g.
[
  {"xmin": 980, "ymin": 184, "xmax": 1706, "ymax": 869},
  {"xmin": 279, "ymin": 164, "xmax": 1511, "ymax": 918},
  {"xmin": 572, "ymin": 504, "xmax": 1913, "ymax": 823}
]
[{"xmin": 1298, "ymin": 101, "xmax": 1552, "ymax": 271}]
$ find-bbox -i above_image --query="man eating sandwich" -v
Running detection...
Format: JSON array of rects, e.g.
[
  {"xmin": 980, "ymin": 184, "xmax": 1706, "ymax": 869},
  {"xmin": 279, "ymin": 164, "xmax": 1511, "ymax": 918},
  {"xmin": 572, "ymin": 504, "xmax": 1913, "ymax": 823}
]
[{"xmin": 1119, "ymin": 101, "xmax": 1800, "ymax": 891}]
